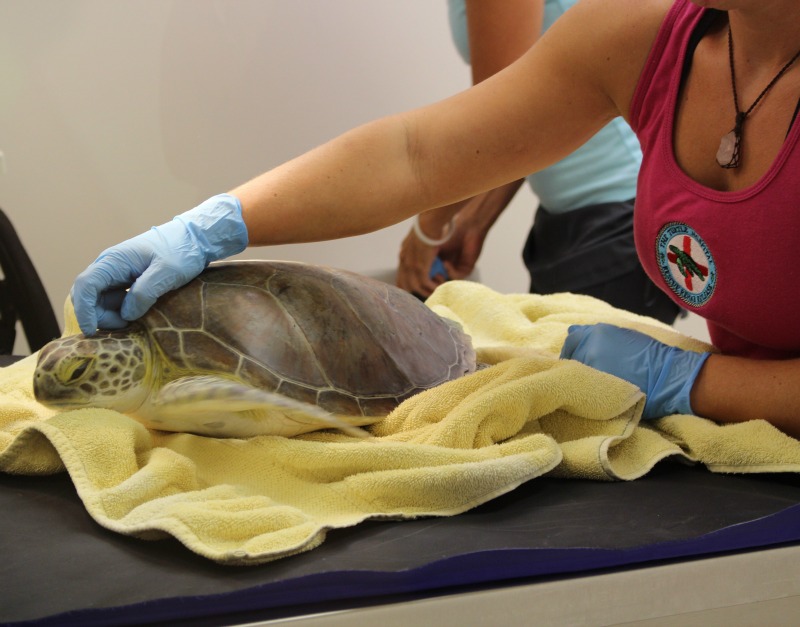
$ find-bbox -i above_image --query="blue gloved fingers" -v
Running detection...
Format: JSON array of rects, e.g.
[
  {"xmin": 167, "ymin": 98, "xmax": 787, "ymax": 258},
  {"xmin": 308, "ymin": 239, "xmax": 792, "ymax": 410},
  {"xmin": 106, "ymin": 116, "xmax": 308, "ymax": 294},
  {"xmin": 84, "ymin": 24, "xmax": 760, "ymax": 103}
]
[
  {"xmin": 118, "ymin": 195, "xmax": 246, "ymax": 321},
  {"xmin": 559, "ymin": 324, "xmax": 637, "ymax": 379},
  {"xmin": 559, "ymin": 324, "xmax": 593, "ymax": 360},
  {"xmin": 71, "ymin": 277, "xmax": 100, "ymax": 336},
  {"xmin": 70, "ymin": 194, "xmax": 248, "ymax": 335},
  {"xmin": 115, "ymin": 220, "xmax": 207, "ymax": 322},
  {"xmin": 560, "ymin": 323, "xmax": 653, "ymax": 412},
  {"xmin": 559, "ymin": 323, "xmax": 710, "ymax": 420},
  {"xmin": 94, "ymin": 289, "xmax": 129, "ymax": 330},
  {"xmin": 119, "ymin": 276, "xmax": 162, "ymax": 323},
  {"xmin": 72, "ymin": 252, "xmax": 146, "ymax": 335},
  {"xmin": 120, "ymin": 256, "xmax": 204, "ymax": 322}
]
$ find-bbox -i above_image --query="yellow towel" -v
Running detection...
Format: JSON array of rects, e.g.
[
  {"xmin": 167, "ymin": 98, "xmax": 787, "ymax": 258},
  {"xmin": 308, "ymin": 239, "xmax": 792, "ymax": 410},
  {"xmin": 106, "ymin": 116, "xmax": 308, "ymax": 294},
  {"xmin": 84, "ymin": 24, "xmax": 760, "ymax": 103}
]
[
  {"xmin": 425, "ymin": 281, "xmax": 800, "ymax": 477},
  {"xmin": 2, "ymin": 282, "xmax": 800, "ymax": 565}
]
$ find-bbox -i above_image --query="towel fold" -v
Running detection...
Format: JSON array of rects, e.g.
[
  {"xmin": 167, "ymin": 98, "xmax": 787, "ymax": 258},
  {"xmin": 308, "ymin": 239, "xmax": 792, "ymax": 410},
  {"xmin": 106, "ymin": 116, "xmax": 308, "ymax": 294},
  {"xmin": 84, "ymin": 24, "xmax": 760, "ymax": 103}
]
[{"xmin": 2, "ymin": 282, "xmax": 800, "ymax": 564}]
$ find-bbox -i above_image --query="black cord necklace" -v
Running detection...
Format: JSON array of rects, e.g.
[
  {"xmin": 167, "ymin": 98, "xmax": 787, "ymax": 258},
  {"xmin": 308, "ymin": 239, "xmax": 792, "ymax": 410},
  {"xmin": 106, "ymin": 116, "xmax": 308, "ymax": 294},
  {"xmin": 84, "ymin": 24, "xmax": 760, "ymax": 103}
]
[{"xmin": 716, "ymin": 26, "xmax": 800, "ymax": 169}]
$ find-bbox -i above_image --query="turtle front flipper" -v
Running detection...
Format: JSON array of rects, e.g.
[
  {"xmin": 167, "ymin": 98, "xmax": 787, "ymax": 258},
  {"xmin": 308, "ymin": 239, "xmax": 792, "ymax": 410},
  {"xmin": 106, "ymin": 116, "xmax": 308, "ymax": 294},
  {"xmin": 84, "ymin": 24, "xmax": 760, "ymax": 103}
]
[{"xmin": 142, "ymin": 375, "xmax": 377, "ymax": 438}]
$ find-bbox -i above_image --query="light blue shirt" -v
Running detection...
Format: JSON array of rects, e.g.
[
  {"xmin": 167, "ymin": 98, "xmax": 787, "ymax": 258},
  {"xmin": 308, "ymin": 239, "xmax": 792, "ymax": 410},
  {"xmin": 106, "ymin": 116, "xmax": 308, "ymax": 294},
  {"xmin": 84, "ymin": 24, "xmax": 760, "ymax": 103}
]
[{"xmin": 447, "ymin": 0, "xmax": 642, "ymax": 213}]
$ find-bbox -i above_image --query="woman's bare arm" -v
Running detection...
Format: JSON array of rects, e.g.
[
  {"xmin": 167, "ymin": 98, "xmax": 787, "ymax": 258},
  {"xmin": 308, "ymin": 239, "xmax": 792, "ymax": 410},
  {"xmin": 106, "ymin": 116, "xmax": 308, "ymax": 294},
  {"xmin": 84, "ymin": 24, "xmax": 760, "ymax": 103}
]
[
  {"xmin": 233, "ymin": 0, "xmax": 671, "ymax": 246},
  {"xmin": 692, "ymin": 356, "xmax": 800, "ymax": 438}
]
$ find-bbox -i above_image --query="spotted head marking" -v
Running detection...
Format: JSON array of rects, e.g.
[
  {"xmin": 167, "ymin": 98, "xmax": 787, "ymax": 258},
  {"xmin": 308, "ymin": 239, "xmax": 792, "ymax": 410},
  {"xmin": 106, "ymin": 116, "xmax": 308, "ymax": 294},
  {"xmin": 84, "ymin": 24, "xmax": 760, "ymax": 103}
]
[{"xmin": 33, "ymin": 326, "xmax": 155, "ymax": 413}]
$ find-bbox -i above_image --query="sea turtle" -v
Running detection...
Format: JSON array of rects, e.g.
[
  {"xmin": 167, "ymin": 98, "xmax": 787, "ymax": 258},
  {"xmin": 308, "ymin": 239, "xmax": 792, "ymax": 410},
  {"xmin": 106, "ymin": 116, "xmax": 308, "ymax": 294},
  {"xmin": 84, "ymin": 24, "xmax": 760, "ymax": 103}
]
[{"xmin": 33, "ymin": 260, "xmax": 476, "ymax": 438}]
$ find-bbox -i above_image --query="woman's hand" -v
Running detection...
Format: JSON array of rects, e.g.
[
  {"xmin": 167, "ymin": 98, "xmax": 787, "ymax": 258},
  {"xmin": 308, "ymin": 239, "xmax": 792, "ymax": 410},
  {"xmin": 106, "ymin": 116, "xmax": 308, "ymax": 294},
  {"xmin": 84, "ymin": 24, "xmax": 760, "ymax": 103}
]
[
  {"xmin": 560, "ymin": 323, "xmax": 710, "ymax": 419},
  {"xmin": 71, "ymin": 194, "xmax": 247, "ymax": 336}
]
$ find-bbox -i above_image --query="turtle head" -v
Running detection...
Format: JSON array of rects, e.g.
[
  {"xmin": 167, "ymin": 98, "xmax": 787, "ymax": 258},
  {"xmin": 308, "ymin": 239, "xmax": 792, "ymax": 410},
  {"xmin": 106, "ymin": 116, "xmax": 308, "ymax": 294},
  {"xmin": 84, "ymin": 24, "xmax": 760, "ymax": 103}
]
[{"xmin": 33, "ymin": 325, "xmax": 155, "ymax": 413}]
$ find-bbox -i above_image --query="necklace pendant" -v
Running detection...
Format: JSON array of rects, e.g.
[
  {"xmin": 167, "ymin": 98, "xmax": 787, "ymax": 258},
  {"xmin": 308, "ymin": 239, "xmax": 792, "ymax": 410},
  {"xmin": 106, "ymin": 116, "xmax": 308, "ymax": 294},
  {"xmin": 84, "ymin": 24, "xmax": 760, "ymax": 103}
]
[{"xmin": 716, "ymin": 128, "xmax": 741, "ymax": 169}]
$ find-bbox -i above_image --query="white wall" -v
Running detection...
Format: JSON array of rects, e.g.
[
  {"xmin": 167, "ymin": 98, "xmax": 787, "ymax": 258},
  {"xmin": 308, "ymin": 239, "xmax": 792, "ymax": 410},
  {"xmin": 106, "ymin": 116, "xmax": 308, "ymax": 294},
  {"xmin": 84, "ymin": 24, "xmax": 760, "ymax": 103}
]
[{"xmin": 0, "ymin": 0, "xmax": 707, "ymax": 352}]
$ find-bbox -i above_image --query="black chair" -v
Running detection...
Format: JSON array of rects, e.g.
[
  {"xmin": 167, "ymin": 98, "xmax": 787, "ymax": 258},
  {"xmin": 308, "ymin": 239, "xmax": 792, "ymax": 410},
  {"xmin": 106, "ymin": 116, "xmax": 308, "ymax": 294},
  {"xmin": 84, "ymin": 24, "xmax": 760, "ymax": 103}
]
[{"xmin": 0, "ymin": 207, "xmax": 60, "ymax": 354}]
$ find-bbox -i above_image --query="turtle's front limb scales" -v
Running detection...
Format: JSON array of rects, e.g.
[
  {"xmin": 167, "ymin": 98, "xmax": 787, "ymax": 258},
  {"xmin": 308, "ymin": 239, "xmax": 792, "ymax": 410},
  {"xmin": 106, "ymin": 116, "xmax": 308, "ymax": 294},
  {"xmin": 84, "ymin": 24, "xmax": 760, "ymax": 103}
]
[{"xmin": 136, "ymin": 375, "xmax": 377, "ymax": 439}]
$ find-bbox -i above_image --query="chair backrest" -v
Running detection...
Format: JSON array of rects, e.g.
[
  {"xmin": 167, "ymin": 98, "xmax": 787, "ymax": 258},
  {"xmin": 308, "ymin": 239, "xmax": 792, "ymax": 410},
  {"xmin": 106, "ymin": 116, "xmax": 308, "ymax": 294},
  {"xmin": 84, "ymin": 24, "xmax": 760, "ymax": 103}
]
[{"xmin": 0, "ymin": 207, "xmax": 60, "ymax": 354}]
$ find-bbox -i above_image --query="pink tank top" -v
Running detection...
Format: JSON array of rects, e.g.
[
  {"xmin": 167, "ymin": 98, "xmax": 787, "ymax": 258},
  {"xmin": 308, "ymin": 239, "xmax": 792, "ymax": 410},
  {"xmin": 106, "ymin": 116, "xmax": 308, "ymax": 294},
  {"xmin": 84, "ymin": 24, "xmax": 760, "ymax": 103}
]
[{"xmin": 629, "ymin": 0, "xmax": 800, "ymax": 359}]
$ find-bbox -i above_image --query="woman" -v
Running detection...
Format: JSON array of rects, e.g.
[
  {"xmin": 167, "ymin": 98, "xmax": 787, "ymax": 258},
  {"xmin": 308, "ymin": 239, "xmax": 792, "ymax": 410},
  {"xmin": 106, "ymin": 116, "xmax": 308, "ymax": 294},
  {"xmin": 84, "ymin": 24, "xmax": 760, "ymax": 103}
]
[
  {"xmin": 72, "ymin": 0, "xmax": 800, "ymax": 436},
  {"xmin": 396, "ymin": 0, "xmax": 680, "ymax": 327}
]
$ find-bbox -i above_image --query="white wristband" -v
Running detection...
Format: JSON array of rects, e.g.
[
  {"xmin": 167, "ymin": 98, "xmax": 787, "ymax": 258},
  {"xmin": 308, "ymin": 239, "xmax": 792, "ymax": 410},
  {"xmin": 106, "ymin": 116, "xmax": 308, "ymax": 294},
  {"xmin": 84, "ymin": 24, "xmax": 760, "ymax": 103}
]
[{"xmin": 412, "ymin": 215, "xmax": 455, "ymax": 247}]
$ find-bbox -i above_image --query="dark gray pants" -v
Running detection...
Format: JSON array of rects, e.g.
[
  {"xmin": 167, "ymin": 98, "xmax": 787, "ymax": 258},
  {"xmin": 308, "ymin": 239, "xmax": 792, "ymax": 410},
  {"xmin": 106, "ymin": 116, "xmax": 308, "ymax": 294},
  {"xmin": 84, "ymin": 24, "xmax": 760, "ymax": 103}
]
[{"xmin": 522, "ymin": 199, "xmax": 681, "ymax": 325}]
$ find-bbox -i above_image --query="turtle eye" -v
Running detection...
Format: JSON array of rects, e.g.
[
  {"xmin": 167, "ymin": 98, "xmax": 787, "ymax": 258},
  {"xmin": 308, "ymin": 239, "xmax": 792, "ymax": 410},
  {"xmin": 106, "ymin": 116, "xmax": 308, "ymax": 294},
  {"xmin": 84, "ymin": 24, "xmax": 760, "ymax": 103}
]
[{"xmin": 66, "ymin": 358, "xmax": 91, "ymax": 383}]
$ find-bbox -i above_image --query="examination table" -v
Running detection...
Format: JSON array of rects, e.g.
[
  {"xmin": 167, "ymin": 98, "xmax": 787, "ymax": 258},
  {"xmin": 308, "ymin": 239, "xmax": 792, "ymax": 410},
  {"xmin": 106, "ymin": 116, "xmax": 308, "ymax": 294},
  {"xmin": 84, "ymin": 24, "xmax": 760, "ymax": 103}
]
[
  {"xmin": 4, "ymin": 277, "xmax": 800, "ymax": 625},
  {"xmin": 4, "ymin": 444, "xmax": 800, "ymax": 625}
]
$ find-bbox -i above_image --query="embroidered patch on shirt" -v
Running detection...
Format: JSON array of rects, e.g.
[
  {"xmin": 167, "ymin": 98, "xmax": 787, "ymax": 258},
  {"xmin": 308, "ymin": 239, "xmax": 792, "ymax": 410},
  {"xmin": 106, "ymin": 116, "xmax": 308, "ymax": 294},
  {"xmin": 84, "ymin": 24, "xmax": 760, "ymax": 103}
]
[{"xmin": 655, "ymin": 222, "xmax": 716, "ymax": 307}]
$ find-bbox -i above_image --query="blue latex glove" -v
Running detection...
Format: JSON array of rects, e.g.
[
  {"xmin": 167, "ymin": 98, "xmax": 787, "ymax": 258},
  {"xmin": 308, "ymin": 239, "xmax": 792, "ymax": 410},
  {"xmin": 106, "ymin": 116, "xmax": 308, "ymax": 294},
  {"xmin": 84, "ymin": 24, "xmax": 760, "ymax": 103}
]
[
  {"xmin": 71, "ymin": 193, "xmax": 248, "ymax": 336},
  {"xmin": 429, "ymin": 256, "xmax": 449, "ymax": 281},
  {"xmin": 560, "ymin": 323, "xmax": 710, "ymax": 419}
]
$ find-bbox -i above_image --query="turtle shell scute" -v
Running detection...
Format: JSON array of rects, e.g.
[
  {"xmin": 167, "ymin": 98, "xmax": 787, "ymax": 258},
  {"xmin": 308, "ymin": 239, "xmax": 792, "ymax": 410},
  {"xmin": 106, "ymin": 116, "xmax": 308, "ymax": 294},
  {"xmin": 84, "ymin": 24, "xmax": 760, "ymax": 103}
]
[{"xmin": 139, "ymin": 260, "xmax": 476, "ymax": 416}]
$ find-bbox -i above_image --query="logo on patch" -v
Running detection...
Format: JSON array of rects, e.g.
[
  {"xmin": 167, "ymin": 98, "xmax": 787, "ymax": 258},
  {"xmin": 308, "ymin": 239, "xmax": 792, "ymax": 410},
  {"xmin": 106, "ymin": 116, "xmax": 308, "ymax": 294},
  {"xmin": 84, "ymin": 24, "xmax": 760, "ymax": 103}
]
[{"xmin": 655, "ymin": 222, "xmax": 716, "ymax": 307}]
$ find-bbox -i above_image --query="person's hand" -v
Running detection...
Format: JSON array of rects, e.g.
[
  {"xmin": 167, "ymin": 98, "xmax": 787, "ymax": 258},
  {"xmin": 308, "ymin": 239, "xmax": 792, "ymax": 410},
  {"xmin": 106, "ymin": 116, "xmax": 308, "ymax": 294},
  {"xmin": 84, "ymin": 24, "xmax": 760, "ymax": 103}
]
[
  {"xmin": 396, "ymin": 208, "xmax": 488, "ymax": 299},
  {"xmin": 71, "ymin": 193, "xmax": 248, "ymax": 336},
  {"xmin": 560, "ymin": 323, "xmax": 710, "ymax": 419},
  {"xmin": 437, "ymin": 218, "xmax": 484, "ymax": 279},
  {"xmin": 436, "ymin": 188, "xmax": 512, "ymax": 283},
  {"xmin": 396, "ymin": 226, "xmax": 446, "ymax": 298}
]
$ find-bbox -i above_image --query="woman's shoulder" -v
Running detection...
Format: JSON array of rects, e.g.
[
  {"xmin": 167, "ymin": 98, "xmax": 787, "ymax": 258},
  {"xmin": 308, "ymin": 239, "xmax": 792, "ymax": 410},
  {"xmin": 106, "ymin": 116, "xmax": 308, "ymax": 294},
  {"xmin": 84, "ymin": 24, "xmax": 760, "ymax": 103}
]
[
  {"xmin": 545, "ymin": 0, "xmax": 676, "ymax": 117},
  {"xmin": 563, "ymin": 0, "xmax": 674, "ymax": 26},
  {"xmin": 557, "ymin": 0, "xmax": 674, "ymax": 62}
]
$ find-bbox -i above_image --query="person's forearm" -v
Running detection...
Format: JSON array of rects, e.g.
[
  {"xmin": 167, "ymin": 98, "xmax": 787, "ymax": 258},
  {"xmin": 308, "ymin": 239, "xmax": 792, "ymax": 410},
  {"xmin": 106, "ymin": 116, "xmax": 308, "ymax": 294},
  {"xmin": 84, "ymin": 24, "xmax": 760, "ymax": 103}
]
[
  {"xmin": 691, "ymin": 355, "xmax": 800, "ymax": 437},
  {"xmin": 462, "ymin": 179, "xmax": 524, "ymax": 229}
]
